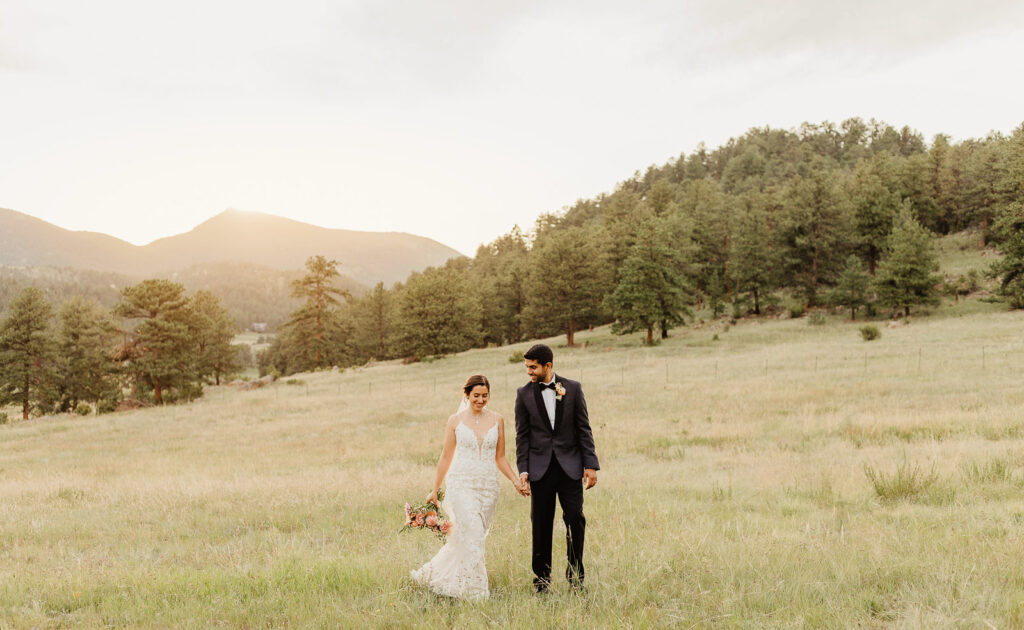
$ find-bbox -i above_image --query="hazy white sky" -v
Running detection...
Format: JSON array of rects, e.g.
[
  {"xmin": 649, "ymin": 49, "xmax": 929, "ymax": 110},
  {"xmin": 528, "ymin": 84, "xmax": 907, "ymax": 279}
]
[{"xmin": 2, "ymin": 0, "xmax": 1023, "ymax": 255}]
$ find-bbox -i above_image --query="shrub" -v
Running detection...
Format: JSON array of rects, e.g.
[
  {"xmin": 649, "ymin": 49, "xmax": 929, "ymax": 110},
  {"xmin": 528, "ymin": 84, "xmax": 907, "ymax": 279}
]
[
  {"xmin": 76, "ymin": 404, "xmax": 92, "ymax": 416},
  {"xmin": 788, "ymin": 303, "xmax": 806, "ymax": 318},
  {"xmin": 0, "ymin": 412, "xmax": 8, "ymax": 425},
  {"xmin": 864, "ymin": 460, "xmax": 953, "ymax": 504},
  {"xmin": 859, "ymin": 325, "xmax": 881, "ymax": 341},
  {"xmin": 284, "ymin": 378, "xmax": 304, "ymax": 386},
  {"xmin": 508, "ymin": 350, "xmax": 524, "ymax": 364},
  {"xmin": 960, "ymin": 458, "xmax": 1013, "ymax": 484},
  {"xmin": 808, "ymin": 311, "xmax": 827, "ymax": 326}
]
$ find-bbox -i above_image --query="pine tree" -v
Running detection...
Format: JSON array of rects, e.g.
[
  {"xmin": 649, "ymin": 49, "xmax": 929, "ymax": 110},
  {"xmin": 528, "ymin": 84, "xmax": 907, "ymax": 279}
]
[
  {"xmin": 829, "ymin": 255, "xmax": 871, "ymax": 320},
  {"xmin": 604, "ymin": 220, "xmax": 693, "ymax": 344},
  {"xmin": 848, "ymin": 153, "xmax": 901, "ymax": 274},
  {"xmin": 680, "ymin": 179, "xmax": 732, "ymax": 300},
  {"xmin": 963, "ymin": 134, "xmax": 1008, "ymax": 246},
  {"xmin": 351, "ymin": 282, "xmax": 395, "ymax": 361},
  {"xmin": 776, "ymin": 169, "xmax": 852, "ymax": 305},
  {"xmin": 471, "ymin": 227, "xmax": 529, "ymax": 346},
  {"xmin": 282, "ymin": 256, "xmax": 352, "ymax": 371},
  {"xmin": 53, "ymin": 296, "xmax": 119, "ymax": 412},
  {"xmin": 114, "ymin": 279, "xmax": 198, "ymax": 404},
  {"xmin": 0, "ymin": 287, "xmax": 56, "ymax": 420},
  {"xmin": 394, "ymin": 266, "xmax": 482, "ymax": 358},
  {"xmin": 522, "ymin": 226, "xmax": 608, "ymax": 346},
  {"xmin": 728, "ymin": 197, "xmax": 775, "ymax": 314},
  {"xmin": 191, "ymin": 290, "xmax": 240, "ymax": 385},
  {"xmin": 873, "ymin": 205, "xmax": 941, "ymax": 317},
  {"xmin": 989, "ymin": 202, "xmax": 1024, "ymax": 309},
  {"xmin": 706, "ymin": 269, "xmax": 726, "ymax": 318}
]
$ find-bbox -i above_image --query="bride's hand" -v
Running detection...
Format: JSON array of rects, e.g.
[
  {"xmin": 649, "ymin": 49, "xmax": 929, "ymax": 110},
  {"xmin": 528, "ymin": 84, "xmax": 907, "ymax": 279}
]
[
  {"xmin": 515, "ymin": 479, "xmax": 530, "ymax": 497},
  {"xmin": 425, "ymin": 489, "xmax": 438, "ymax": 506}
]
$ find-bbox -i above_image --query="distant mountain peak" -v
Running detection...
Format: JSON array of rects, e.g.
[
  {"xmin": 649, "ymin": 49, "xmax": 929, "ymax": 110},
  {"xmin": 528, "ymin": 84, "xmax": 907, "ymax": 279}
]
[{"xmin": 0, "ymin": 207, "xmax": 461, "ymax": 285}]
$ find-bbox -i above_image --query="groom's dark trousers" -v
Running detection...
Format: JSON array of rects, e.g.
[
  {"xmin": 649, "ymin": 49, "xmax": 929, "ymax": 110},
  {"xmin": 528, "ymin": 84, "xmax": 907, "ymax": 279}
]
[{"xmin": 531, "ymin": 454, "xmax": 585, "ymax": 587}]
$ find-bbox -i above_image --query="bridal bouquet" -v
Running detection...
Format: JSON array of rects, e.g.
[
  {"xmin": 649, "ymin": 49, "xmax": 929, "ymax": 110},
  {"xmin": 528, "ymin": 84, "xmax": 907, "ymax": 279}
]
[{"xmin": 401, "ymin": 490, "xmax": 453, "ymax": 539}]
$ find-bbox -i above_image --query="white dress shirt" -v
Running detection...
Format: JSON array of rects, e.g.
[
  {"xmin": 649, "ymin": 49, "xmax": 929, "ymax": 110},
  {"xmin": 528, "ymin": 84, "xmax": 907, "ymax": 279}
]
[{"xmin": 540, "ymin": 376, "xmax": 557, "ymax": 428}]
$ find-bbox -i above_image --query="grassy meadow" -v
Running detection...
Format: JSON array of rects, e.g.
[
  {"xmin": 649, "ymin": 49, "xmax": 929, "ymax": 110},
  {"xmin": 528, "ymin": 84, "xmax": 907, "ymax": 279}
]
[{"xmin": 5, "ymin": 257, "xmax": 1024, "ymax": 627}]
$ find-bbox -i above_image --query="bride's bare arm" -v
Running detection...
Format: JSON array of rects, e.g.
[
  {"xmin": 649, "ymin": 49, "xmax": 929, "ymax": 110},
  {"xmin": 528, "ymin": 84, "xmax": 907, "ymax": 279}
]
[
  {"xmin": 495, "ymin": 416, "xmax": 524, "ymax": 491},
  {"xmin": 427, "ymin": 415, "xmax": 458, "ymax": 505}
]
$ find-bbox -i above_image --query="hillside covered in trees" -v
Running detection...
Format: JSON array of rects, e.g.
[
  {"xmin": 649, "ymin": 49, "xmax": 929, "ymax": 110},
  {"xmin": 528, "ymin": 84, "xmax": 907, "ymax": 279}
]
[
  {"xmin": 5, "ymin": 118, "xmax": 1024, "ymax": 410},
  {"xmin": 262, "ymin": 118, "xmax": 1024, "ymax": 374}
]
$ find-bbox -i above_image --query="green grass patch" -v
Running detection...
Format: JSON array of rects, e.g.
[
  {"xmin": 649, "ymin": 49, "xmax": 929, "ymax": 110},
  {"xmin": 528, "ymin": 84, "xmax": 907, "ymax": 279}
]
[{"xmin": 864, "ymin": 460, "xmax": 954, "ymax": 504}]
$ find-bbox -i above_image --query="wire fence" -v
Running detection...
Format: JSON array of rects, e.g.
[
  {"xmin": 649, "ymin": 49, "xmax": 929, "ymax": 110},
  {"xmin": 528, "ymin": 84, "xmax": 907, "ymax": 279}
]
[{"xmin": 246, "ymin": 339, "xmax": 1024, "ymax": 407}]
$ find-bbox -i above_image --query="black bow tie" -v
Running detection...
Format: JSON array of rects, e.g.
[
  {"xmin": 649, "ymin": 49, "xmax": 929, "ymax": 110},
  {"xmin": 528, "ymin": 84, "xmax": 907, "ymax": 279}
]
[{"xmin": 539, "ymin": 382, "xmax": 556, "ymax": 390}]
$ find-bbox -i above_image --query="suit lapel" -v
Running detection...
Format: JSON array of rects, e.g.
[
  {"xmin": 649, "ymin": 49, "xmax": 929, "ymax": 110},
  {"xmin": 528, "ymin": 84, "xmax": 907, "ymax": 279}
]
[{"xmin": 531, "ymin": 381, "xmax": 553, "ymax": 431}]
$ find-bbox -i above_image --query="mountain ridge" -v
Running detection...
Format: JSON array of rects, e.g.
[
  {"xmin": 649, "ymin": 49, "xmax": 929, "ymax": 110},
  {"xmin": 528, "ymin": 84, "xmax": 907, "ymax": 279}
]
[{"xmin": 0, "ymin": 207, "xmax": 460, "ymax": 285}]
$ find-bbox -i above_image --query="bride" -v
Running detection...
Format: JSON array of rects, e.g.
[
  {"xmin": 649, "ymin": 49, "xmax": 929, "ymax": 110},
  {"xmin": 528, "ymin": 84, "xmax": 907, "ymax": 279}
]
[{"xmin": 411, "ymin": 374, "xmax": 528, "ymax": 599}]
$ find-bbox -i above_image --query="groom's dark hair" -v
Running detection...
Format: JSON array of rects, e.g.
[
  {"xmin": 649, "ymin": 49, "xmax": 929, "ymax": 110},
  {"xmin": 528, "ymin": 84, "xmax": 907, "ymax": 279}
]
[{"xmin": 524, "ymin": 344, "xmax": 553, "ymax": 366}]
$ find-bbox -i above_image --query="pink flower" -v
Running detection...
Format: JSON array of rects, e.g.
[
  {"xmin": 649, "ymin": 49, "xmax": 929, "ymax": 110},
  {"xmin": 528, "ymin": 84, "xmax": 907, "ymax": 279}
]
[
  {"xmin": 425, "ymin": 514, "xmax": 438, "ymax": 528},
  {"xmin": 440, "ymin": 521, "xmax": 453, "ymax": 535},
  {"xmin": 404, "ymin": 502, "xmax": 411, "ymax": 516},
  {"xmin": 415, "ymin": 514, "xmax": 424, "ymax": 525}
]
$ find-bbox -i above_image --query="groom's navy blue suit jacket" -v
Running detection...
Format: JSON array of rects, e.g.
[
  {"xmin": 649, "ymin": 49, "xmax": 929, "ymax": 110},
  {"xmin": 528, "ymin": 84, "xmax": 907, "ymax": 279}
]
[{"xmin": 514, "ymin": 375, "xmax": 600, "ymax": 482}]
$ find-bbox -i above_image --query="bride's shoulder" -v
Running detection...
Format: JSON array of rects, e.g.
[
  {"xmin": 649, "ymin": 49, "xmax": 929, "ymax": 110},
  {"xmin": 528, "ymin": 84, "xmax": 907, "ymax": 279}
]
[{"xmin": 446, "ymin": 412, "xmax": 462, "ymax": 427}]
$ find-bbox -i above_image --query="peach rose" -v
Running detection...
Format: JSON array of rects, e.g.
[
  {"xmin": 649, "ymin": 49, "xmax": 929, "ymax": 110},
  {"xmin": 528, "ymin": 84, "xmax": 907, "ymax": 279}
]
[
  {"xmin": 440, "ymin": 521, "xmax": 453, "ymax": 535},
  {"xmin": 425, "ymin": 514, "xmax": 438, "ymax": 527}
]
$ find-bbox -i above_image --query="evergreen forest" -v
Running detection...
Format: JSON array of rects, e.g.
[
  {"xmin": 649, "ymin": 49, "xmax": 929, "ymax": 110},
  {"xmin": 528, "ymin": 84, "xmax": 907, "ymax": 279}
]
[{"xmin": 4, "ymin": 118, "xmax": 1024, "ymax": 413}]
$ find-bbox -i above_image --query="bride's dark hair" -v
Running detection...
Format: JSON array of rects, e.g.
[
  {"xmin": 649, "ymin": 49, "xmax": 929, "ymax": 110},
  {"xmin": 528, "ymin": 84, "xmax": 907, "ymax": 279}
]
[{"xmin": 463, "ymin": 374, "xmax": 490, "ymax": 395}]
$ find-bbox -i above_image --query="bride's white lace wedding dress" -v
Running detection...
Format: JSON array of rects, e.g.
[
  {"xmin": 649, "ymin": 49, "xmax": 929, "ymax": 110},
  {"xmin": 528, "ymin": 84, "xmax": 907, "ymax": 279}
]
[{"xmin": 410, "ymin": 416, "xmax": 500, "ymax": 599}]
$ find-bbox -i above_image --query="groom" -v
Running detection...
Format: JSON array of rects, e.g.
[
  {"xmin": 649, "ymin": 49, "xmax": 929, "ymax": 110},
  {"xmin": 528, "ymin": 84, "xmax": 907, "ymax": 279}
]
[{"xmin": 515, "ymin": 344, "xmax": 600, "ymax": 593}]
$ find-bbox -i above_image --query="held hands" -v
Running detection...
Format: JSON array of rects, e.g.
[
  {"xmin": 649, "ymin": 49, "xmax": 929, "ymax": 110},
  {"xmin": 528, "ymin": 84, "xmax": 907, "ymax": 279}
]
[
  {"xmin": 583, "ymin": 468, "xmax": 597, "ymax": 490},
  {"xmin": 516, "ymin": 473, "xmax": 531, "ymax": 497}
]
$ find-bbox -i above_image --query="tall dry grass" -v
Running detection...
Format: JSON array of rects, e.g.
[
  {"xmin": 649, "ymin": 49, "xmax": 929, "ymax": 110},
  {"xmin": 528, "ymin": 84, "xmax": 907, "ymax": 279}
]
[{"xmin": 3, "ymin": 305, "xmax": 1024, "ymax": 628}]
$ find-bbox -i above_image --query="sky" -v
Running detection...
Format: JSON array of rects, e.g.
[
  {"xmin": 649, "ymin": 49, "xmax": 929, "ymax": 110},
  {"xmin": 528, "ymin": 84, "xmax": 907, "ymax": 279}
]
[{"xmin": 2, "ymin": 0, "xmax": 1024, "ymax": 256}]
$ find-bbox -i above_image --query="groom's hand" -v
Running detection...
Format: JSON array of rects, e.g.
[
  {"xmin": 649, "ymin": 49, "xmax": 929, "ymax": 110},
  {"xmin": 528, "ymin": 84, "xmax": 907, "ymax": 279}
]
[
  {"xmin": 583, "ymin": 469, "xmax": 597, "ymax": 490},
  {"xmin": 518, "ymin": 473, "xmax": 530, "ymax": 497}
]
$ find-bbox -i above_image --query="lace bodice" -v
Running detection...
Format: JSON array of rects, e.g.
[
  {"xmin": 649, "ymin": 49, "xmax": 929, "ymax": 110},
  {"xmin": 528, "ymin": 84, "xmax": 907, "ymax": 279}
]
[{"xmin": 449, "ymin": 421, "xmax": 499, "ymax": 478}]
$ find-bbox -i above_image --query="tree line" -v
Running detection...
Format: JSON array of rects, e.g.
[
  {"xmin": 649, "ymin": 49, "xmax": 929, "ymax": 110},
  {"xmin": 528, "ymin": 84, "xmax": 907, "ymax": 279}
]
[
  {"xmin": 261, "ymin": 118, "xmax": 1024, "ymax": 375},
  {"xmin": 5, "ymin": 118, "xmax": 1023, "ymax": 398},
  {"xmin": 0, "ymin": 261, "xmax": 366, "ymax": 332},
  {"xmin": 0, "ymin": 281, "xmax": 241, "ymax": 420}
]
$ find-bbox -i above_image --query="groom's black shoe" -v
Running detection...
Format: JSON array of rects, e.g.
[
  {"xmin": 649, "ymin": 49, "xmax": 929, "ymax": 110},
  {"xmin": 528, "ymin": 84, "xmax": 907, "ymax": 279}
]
[
  {"xmin": 567, "ymin": 566, "xmax": 585, "ymax": 593},
  {"xmin": 533, "ymin": 578, "xmax": 550, "ymax": 595},
  {"xmin": 568, "ymin": 575, "xmax": 586, "ymax": 594}
]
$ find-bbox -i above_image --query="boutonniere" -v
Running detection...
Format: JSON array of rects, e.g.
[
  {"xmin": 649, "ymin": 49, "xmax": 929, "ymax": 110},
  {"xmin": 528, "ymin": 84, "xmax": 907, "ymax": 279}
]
[{"xmin": 554, "ymin": 382, "xmax": 566, "ymax": 401}]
